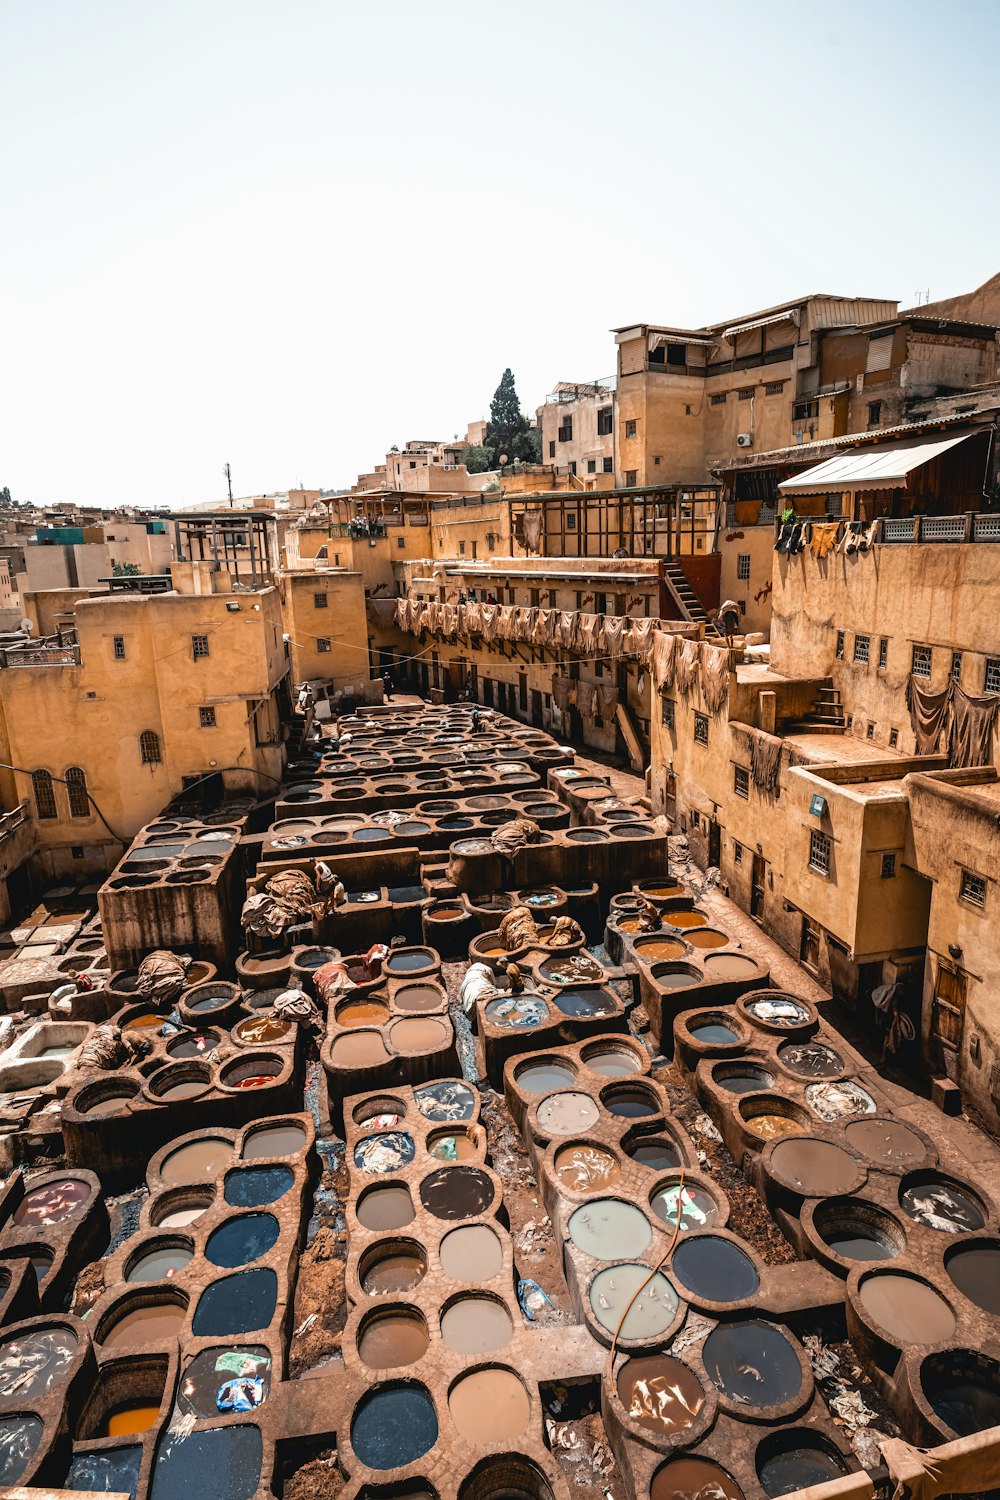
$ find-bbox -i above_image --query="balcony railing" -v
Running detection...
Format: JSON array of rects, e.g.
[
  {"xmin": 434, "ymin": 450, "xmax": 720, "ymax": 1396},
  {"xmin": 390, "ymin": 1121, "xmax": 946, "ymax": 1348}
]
[
  {"xmin": 880, "ymin": 512, "xmax": 1000, "ymax": 544},
  {"xmin": 0, "ymin": 802, "xmax": 30, "ymax": 844},
  {"xmin": 0, "ymin": 642, "xmax": 81, "ymax": 668}
]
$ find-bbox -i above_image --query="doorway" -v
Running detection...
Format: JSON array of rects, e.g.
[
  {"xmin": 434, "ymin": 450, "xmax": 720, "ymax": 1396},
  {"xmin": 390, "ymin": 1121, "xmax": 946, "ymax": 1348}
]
[
  {"xmin": 800, "ymin": 913, "xmax": 822, "ymax": 973},
  {"xmin": 707, "ymin": 820, "xmax": 721, "ymax": 868},
  {"xmin": 750, "ymin": 853, "xmax": 766, "ymax": 919}
]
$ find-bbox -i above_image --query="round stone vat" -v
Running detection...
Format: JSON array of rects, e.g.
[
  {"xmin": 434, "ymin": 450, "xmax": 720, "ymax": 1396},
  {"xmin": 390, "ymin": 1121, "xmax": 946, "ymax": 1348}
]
[
  {"xmin": 857, "ymin": 1271, "xmax": 956, "ymax": 1344},
  {"xmin": 357, "ymin": 1305, "xmax": 430, "ymax": 1368},
  {"xmin": 360, "ymin": 1239, "xmax": 427, "ymax": 1294},
  {"xmin": 755, "ymin": 1429, "xmax": 850, "ymax": 1497},
  {"xmin": 921, "ymin": 1349, "xmax": 1000, "ymax": 1436},
  {"xmin": 812, "ymin": 1198, "xmax": 905, "ymax": 1265},
  {"xmin": 703, "ymin": 1320, "xmax": 804, "ymax": 1409}
]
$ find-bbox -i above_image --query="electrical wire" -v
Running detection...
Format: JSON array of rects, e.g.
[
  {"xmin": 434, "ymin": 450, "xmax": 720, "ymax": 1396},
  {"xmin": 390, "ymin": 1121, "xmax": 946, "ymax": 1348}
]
[{"xmin": 607, "ymin": 1167, "xmax": 686, "ymax": 1389}]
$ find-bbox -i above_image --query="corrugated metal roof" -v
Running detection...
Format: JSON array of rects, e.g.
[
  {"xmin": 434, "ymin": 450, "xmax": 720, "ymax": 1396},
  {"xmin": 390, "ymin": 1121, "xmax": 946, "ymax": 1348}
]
[
  {"xmin": 720, "ymin": 310, "xmax": 799, "ymax": 339},
  {"xmin": 778, "ymin": 431, "xmax": 976, "ymax": 495}
]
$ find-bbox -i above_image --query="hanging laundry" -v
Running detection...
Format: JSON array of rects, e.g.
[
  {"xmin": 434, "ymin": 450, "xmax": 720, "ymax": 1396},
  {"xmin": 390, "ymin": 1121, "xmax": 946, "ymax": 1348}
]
[
  {"xmin": 949, "ymin": 683, "xmax": 1000, "ymax": 769},
  {"xmin": 906, "ymin": 676, "xmax": 952, "ymax": 755}
]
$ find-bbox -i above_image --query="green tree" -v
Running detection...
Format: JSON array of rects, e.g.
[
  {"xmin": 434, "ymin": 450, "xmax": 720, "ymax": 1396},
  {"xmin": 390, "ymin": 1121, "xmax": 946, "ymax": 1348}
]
[
  {"xmin": 112, "ymin": 559, "xmax": 143, "ymax": 577},
  {"xmin": 485, "ymin": 369, "xmax": 539, "ymax": 467},
  {"xmin": 460, "ymin": 444, "xmax": 493, "ymax": 474},
  {"xmin": 0, "ymin": 487, "xmax": 10, "ymax": 506}
]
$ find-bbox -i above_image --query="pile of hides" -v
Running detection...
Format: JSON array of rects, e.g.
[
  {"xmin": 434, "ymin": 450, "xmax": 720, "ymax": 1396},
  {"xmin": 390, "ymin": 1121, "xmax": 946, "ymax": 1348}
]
[
  {"xmin": 136, "ymin": 950, "xmax": 191, "ymax": 1005},
  {"xmin": 241, "ymin": 869, "xmax": 317, "ymax": 939},
  {"xmin": 459, "ymin": 962, "xmax": 503, "ymax": 1014},
  {"xmin": 490, "ymin": 818, "xmax": 540, "ymax": 859},
  {"xmin": 497, "ymin": 906, "xmax": 539, "ymax": 952},
  {"xmin": 675, "ymin": 637, "xmax": 701, "ymax": 695},
  {"xmin": 547, "ymin": 915, "xmax": 582, "ymax": 948},
  {"xmin": 272, "ymin": 988, "xmax": 315, "ymax": 1022},
  {"xmin": 749, "ymin": 731, "xmax": 783, "ymax": 794},
  {"xmin": 313, "ymin": 961, "xmax": 356, "ymax": 1002},
  {"xmin": 699, "ymin": 643, "xmax": 731, "ymax": 715},
  {"xmin": 78, "ymin": 1023, "xmax": 151, "ymax": 1072}
]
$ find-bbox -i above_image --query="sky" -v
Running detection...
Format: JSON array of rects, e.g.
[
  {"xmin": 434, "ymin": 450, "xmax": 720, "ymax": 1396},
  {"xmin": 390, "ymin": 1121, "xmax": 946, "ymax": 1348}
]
[{"xmin": 2, "ymin": 0, "xmax": 999, "ymax": 510}]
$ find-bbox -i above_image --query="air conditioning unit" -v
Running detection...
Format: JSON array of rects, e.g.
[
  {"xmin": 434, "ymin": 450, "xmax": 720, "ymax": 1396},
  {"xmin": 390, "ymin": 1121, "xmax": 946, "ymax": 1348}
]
[{"xmin": 736, "ymin": 433, "xmax": 754, "ymax": 449}]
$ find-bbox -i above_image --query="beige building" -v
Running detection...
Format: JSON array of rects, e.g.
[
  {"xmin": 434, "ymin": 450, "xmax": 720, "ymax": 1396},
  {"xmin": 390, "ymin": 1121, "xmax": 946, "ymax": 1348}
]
[{"xmin": 535, "ymin": 381, "xmax": 616, "ymax": 487}]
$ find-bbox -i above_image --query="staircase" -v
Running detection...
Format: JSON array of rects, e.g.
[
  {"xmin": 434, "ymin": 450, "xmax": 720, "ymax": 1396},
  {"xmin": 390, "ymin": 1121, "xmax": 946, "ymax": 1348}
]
[
  {"xmin": 663, "ymin": 561, "xmax": 722, "ymax": 638},
  {"xmin": 785, "ymin": 680, "xmax": 846, "ymax": 734}
]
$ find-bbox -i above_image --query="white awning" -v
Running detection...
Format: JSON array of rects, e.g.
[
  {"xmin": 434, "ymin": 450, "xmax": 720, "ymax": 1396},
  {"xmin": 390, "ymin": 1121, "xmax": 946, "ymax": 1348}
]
[
  {"xmin": 720, "ymin": 309, "xmax": 800, "ymax": 339},
  {"xmin": 778, "ymin": 431, "xmax": 976, "ymax": 496}
]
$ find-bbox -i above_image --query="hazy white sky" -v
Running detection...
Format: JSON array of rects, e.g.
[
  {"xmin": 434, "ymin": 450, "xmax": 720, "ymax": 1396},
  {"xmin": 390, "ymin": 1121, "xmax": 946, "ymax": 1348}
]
[{"xmin": 3, "ymin": 0, "xmax": 998, "ymax": 509}]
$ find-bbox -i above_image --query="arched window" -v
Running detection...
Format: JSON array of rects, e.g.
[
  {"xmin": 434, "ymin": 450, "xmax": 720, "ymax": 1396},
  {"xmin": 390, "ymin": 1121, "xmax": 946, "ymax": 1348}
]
[
  {"xmin": 139, "ymin": 730, "xmax": 162, "ymax": 766},
  {"xmin": 31, "ymin": 770, "xmax": 57, "ymax": 820},
  {"xmin": 65, "ymin": 766, "xmax": 89, "ymax": 819}
]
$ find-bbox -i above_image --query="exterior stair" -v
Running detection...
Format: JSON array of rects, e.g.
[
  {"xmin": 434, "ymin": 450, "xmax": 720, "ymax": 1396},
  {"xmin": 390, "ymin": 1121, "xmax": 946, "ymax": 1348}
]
[
  {"xmin": 784, "ymin": 680, "xmax": 847, "ymax": 733},
  {"xmin": 663, "ymin": 561, "xmax": 722, "ymax": 638}
]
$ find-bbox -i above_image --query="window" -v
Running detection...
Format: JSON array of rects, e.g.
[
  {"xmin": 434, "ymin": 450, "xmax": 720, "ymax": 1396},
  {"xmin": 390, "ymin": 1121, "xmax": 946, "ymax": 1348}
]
[
  {"xmin": 313, "ymin": 592, "xmax": 328, "ymax": 609},
  {"xmin": 866, "ymin": 722, "xmax": 876, "ymax": 739},
  {"xmin": 139, "ymin": 730, "xmax": 162, "ymax": 766},
  {"xmin": 65, "ymin": 766, "xmax": 89, "ymax": 819},
  {"xmin": 625, "ymin": 470, "xmax": 637, "ymax": 488},
  {"xmin": 737, "ymin": 554, "xmax": 750, "ymax": 581},
  {"xmin": 71, "ymin": 846, "xmax": 84, "ymax": 860},
  {"xmin": 459, "ymin": 541, "xmax": 466, "ymax": 555},
  {"xmin": 693, "ymin": 712, "xmax": 709, "ymax": 746},
  {"xmin": 598, "ymin": 407, "xmax": 613, "ymax": 436},
  {"xmin": 569, "ymin": 461, "xmax": 577, "ymax": 476},
  {"xmin": 199, "ymin": 706, "xmax": 217, "ymax": 728},
  {"xmin": 734, "ymin": 765, "xmax": 750, "ymax": 799},
  {"xmin": 960, "ymin": 869, "xmax": 987, "ymax": 909},
  {"xmin": 397, "ymin": 536, "xmax": 405, "ymax": 548},
  {"xmin": 738, "ymin": 387, "xmax": 754, "ymax": 401},
  {"xmin": 192, "ymin": 634, "xmax": 210, "ymax": 659},
  {"xmin": 809, "ymin": 828, "xmax": 832, "ymax": 876},
  {"xmin": 854, "ymin": 634, "xmax": 870, "ymax": 664},
  {"xmin": 878, "ymin": 638, "xmax": 888, "ymax": 670},
  {"xmin": 548, "ymin": 441, "xmax": 555, "ymax": 459},
  {"xmin": 889, "ymin": 728, "xmax": 899, "ymax": 748},
  {"xmin": 317, "ymin": 637, "xmax": 331, "ymax": 652},
  {"xmin": 794, "ymin": 399, "xmax": 819, "ymax": 421},
  {"xmin": 666, "ymin": 343, "xmax": 687, "ymax": 366},
  {"xmin": 985, "ymin": 657, "xmax": 1000, "ymax": 695},
  {"xmin": 951, "ymin": 651, "xmax": 962, "ymax": 683},
  {"xmin": 911, "ymin": 644, "xmax": 932, "ymax": 678},
  {"xmin": 835, "ymin": 630, "xmax": 845, "ymax": 660},
  {"xmin": 800, "ymin": 914, "xmax": 822, "ymax": 970},
  {"xmin": 734, "ymin": 843, "xmax": 743, "ymax": 865},
  {"xmin": 31, "ymin": 770, "xmax": 57, "ymax": 820},
  {"xmin": 867, "ymin": 400, "xmax": 882, "ymax": 428},
  {"xmin": 661, "ymin": 697, "xmax": 675, "ymax": 729},
  {"xmin": 881, "ymin": 853, "xmax": 896, "ymax": 879},
  {"xmin": 602, "ymin": 457, "xmax": 613, "ymax": 473},
  {"xmin": 624, "ymin": 419, "xmax": 637, "ymax": 439},
  {"xmin": 653, "ymin": 455, "xmax": 661, "ymax": 466},
  {"xmin": 113, "ymin": 635, "xmax": 126, "ymax": 660},
  {"xmin": 557, "ymin": 418, "xmax": 573, "ymax": 442},
  {"xmin": 765, "ymin": 381, "xmax": 785, "ymax": 396},
  {"xmin": 709, "ymin": 392, "xmax": 727, "ymax": 406},
  {"xmin": 587, "ymin": 459, "xmax": 596, "ymax": 474}
]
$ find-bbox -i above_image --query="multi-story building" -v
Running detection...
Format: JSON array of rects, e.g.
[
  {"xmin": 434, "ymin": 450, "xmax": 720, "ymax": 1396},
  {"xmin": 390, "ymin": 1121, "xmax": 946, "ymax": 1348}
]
[{"xmin": 535, "ymin": 380, "xmax": 616, "ymax": 487}]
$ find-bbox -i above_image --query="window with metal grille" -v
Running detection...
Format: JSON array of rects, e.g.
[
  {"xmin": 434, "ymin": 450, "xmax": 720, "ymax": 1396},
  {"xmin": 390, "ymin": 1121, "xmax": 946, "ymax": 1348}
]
[
  {"xmin": 624, "ymin": 419, "xmax": 637, "ymax": 439},
  {"xmin": 911, "ymin": 644, "xmax": 932, "ymax": 678},
  {"xmin": 737, "ymin": 554, "xmax": 750, "ymax": 581},
  {"xmin": 65, "ymin": 767, "xmax": 89, "ymax": 819},
  {"xmin": 951, "ymin": 651, "xmax": 962, "ymax": 683},
  {"xmin": 881, "ymin": 853, "xmax": 896, "ymax": 879},
  {"xmin": 459, "ymin": 541, "xmax": 465, "ymax": 555},
  {"xmin": 317, "ymin": 637, "xmax": 331, "ymax": 652},
  {"xmin": 734, "ymin": 843, "xmax": 743, "ymax": 865},
  {"xmin": 31, "ymin": 770, "xmax": 57, "ymax": 820},
  {"xmin": 661, "ymin": 697, "xmax": 675, "ymax": 730},
  {"xmin": 192, "ymin": 634, "xmax": 210, "ymax": 659},
  {"xmin": 960, "ymin": 869, "xmax": 986, "ymax": 908},
  {"xmin": 765, "ymin": 381, "xmax": 785, "ymax": 395},
  {"xmin": 710, "ymin": 392, "xmax": 727, "ymax": 406},
  {"xmin": 199, "ymin": 706, "xmax": 216, "ymax": 728},
  {"xmin": 878, "ymin": 638, "xmax": 887, "ymax": 669},
  {"xmin": 809, "ymin": 828, "xmax": 832, "ymax": 875},
  {"xmin": 693, "ymin": 712, "xmax": 709, "ymax": 746},
  {"xmin": 854, "ymin": 634, "xmax": 870, "ymax": 664},
  {"xmin": 835, "ymin": 630, "xmax": 845, "ymax": 660},
  {"xmin": 314, "ymin": 592, "xmax": 328, "ymax": 609},
  {"xmin": 738, "ymin": 387, "xmax": 754, "ymax": 401},
  {"xmin": 113, "ymin": 635, "xmax": 126, "ymax": 660},
  {"xmin": 139, "ymin": 730, "xmax": 162, "ymax": 765},
  {"xmin": 985, "ymin": 658, "xmax": 1000, "ymax": 694},
  {"xmin": 734, "ymin": 765, "xmax": 750, "ymax": 799}
]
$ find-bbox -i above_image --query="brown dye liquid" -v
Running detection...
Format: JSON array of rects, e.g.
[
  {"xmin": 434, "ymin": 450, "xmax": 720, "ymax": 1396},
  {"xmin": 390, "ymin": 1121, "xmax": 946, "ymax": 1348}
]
[
  {"xmin": 430, "ymin": 905, "xmax": 465, "ymax": 920},
  {"xmin": 123, "ymin": 1013, "xmax": 162, "ymax": 1030},
  {"xmin": 234, "ymin": 1016, "xmax": 292, "ymax": 1044},
  {"xmin": 665, "ymin": 910, "xmax": 706, "ymax": 929},
  {"xmin": 703, "ymin": 952, "xmax": 758, "ymax": 976},
  {"xmin": 616, "ymin": 916, "xmax": 647, "ymax": 934},
  {"xmin": 393, "ymin": 985, "xmax": 444, "ymax": 1014},
  {"xmin": 244, "ymin": 1124, "xmax": 306, "ymax": 1158},
  {"xmin": 161, "ymin": 1137, "xmax": 231, "ymax": 1186},
  {"xmin": 85, "ymin": 1094, "xmax": 133, "ymax": 1116},
  {"xmin": 358, "ymin": 1186, "xmax": 414, "ymax": 1231},
  {"xmin": 537, "ymin": 1093, "xmax": 601, "ymax": 1134},
  {"xmin": 651, "ymin": 1457, "xmax": 744, "ymax": 1500},
  {"xmin": 859, "ymin": 1274, "xmax": 956, "ymax": 1343},
  {"xmin": 632, "ymin": 937, "xmax": 687, "ymax": 960},
  {"xmin": 770, "ymin": 1138, "xmax": 860, "ymax": 1195},
  {"xmin": 844, "ymin": 1118, "xmax": 926, "ymax": 1164},
  {"xmin": 358, "ymin": 1312, "xmax": 429, "ymax": 1368},
  {"xmin": 555, "ymin": 1144, "xmax": 621, "ymax": 1192},
  {"xmin": 747, "ymin": 1113, "xmax": 804, "ymax": 1139},
  {"xmin": 330, "ymin": 1031, "xmax": 391, "ymax": 1068},
  {"xmin": 641, "ymin": 884, "xmax": 686, "ymax": 899},
  {"xmin": 618, "ymin": 1355, "xmax": 704, "ymax": 1435},
  {"xmin": 389, "ymin": 1018, "xmax": 449, "ymax": 1053},
  {"xmin": 439, "ymin": 1224, "xmax": 504, "ymax": 1281},
  {"xmin": 337, "ymin": 1001, "xmax": 390, "ymax": 1028},
  {"xmin": 685, "ymin": 928, "xmax": 728, "ymax": 949},
  {"xmin": 157, "ymin": 1080, "xmax": 206, "ymax": 1101},
  {"xmin": 429, "ymin": 1132, "xmax": 478, "ymax": 1161},
  {"xmin": 440, "ymin": 1296, "xmax": 512, "ymax": 1354},
  {"xmin": 362, "ymin": 1251, "xmax": 425, "ymax": 1294},
  {"xmin": 448, "ymin": 1368, "xmax": 530, "ymax": 1442},
  {"xmin": 101, "ymin": 1303, "xmax": 186, "ymax": 1348},
  {"xmin": 105, "ymin": 1404, "xmax": 160, "ymax": 1437}
]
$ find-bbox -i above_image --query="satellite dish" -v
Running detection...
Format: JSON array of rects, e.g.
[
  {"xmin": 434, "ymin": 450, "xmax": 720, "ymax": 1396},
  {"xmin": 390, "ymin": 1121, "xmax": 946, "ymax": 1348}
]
[{"xmin": 19, "ymin": 619, "xmax": 33, "ymax": 635}]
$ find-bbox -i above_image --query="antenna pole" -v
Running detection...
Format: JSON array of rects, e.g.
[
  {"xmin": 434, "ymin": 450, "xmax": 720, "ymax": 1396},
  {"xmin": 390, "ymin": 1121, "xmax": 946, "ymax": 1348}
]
[{"xmin": 224, "ymin": 463, "xmax": 233, "ymax": 507}]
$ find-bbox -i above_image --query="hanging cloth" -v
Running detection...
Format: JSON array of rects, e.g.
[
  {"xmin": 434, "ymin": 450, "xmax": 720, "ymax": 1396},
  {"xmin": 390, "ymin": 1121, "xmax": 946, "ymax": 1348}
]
[
  {"xmin": 480, "ymin": 604, "xmax": 498, "ymax": 643},
  {"xmin": 808, "ymin": 522, "xmax": 840, "ymax": 559},
  {"xmin": 651, "ymin": 632, "xmax": 677, "ymax": 690},
  {"xmin": 602, "ymin": 615, "xmax": 626, "ymax": 660},
  {"xmin": 521, "ymin": 510, "xmax": 543, "ymax": 553},
  {"xmin": 551, "ymin": 674, "xmax": 573, "ymax": 712},
  {"xmin": 949, "ymin": 683, "xmax": 1000, "ymax": 769},
  {"xmin": 576, "ymin": 681, "xmax": 597, "ymax": 718},
  {"xmin": 557, "ymin": 610, "xmax": 576, "ymax": 648},
  {"xmin": 597, "ymin": 682, "xmax": 619, "ymax": 719},
  {"xmin": 749, "ymin": 731, "xmax": 783, "ymax": 793},
  {"xmin": 699, "ymin": 643, "xmax": 731, "ymax": 715},
  {"xmin": 675, "ymin": 636, "xmax": 701, "ymax": 696},
  {"xmin": 628, "ymin": 617, "xmax": 656, "ymax": 659},
  {"xmin": 906, "ymin": 676, "xmax": 953, "ymax": 755}
]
